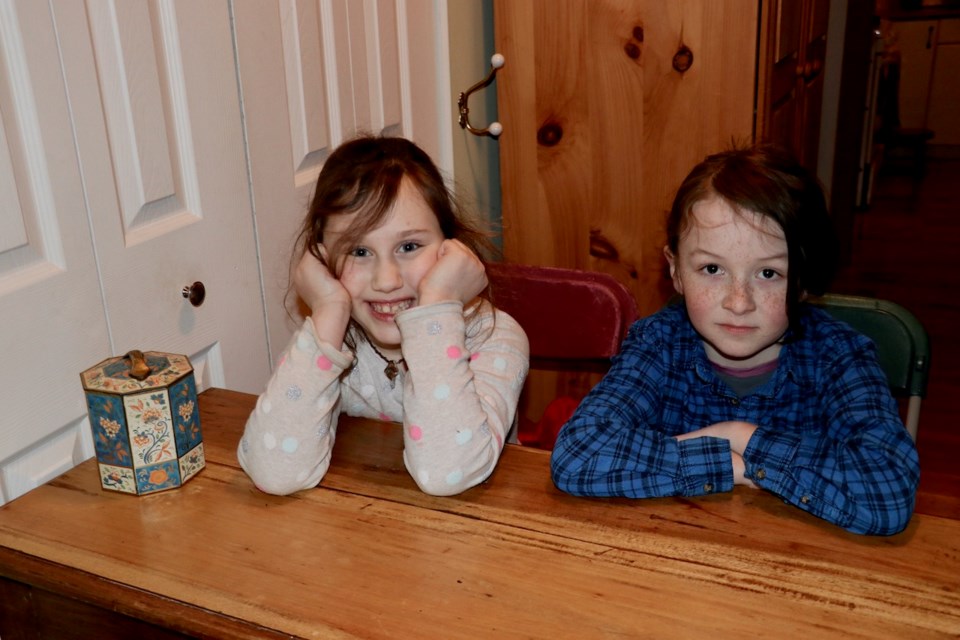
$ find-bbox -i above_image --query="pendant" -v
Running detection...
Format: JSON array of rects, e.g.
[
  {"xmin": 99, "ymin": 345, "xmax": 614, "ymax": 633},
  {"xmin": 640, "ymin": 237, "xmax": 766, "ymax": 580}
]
[{"xmin": 384, "ymin": 360, "xmax": 400, "ymax": 388}]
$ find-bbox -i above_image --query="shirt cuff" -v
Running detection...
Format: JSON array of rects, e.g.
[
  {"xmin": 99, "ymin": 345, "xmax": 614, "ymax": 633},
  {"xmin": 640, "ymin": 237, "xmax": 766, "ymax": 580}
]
[
  {"xmin": 741, "ymin": 425, "xmax": 800, "ymax": 492},
  {"xmin": 676, "ymin": 436, "xmax": 734, "ymax": 495}
]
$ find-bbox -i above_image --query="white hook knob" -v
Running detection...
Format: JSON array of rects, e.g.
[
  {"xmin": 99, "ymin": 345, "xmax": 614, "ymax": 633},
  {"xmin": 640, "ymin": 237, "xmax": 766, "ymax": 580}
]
[
  {"xmin": 491, "ymin": 53, "xmax": 505, "ymax": 69},
  {"xmin": 488, "ymin": 122, "xmax": 503, "ymax": 137}
]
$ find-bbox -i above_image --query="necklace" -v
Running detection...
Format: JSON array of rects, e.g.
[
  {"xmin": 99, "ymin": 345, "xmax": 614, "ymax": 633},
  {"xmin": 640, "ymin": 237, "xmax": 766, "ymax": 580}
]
[{"xmin": 368, "ymin": 341, "xmax": 405, "ymax": 388}]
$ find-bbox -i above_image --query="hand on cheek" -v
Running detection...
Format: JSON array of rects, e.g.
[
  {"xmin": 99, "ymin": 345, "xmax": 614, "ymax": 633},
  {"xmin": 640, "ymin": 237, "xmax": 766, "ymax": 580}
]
[
  {"xmin": 293, "ymin": 248, "xmax": 352, "ymax": 348},
  {"xmin": 418, "ymin": 239, "xmax": 488, "ymax": 306}
]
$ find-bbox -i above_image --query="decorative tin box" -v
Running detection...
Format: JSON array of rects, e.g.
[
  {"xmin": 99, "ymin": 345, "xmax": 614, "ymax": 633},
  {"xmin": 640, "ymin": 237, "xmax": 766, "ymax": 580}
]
[{"xmin": 80, "ymin": 350, "xmax": 204, "ymax": 495}]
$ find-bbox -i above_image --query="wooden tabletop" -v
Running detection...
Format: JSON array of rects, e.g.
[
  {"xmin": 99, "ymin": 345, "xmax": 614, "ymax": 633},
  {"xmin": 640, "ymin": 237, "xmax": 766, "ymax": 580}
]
[{"xmin": 1, "ymin": 388, "xmax": 958, "ymax": 639}]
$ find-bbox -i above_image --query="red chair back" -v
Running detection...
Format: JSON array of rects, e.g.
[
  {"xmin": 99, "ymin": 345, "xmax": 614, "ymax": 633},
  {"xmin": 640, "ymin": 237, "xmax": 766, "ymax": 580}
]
[
  {"xmin": 487, "ymin": 262, "xmax": 640, "ymax": 449},
  {"xmin": 487, "ymin": 262, "xmax": 639, "ymax": 370}
]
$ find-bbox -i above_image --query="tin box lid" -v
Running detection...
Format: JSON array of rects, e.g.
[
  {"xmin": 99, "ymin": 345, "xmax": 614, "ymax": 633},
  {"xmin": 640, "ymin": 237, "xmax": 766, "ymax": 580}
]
[{"xmin": 81, "ymin": 350, "xmax": 193, "ymax": 394}]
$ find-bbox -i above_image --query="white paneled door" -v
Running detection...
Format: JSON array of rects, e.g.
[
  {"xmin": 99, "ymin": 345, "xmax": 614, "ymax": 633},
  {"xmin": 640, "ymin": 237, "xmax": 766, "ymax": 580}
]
[
  {"xmin": 0, "ymin": 0, "xmax": 112, "ymax": 502},
  {"xmin": 0, "ymin": 0, "xmax": 271, "ymax": 504},
  {"xmin": 234, "ymin": 0, "xmax": 449, "ymax": 365},
  {"xmin": 0, "ymin": 0, "xmax": 454, "ymax": 504},
  {"xmin": 53, "ymin": 0, "xmax": 270, "ymax": 394}
]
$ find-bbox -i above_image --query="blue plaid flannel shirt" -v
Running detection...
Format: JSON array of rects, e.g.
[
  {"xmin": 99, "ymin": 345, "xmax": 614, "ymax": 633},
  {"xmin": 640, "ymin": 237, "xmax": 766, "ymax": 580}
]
[{"xmin": 550, "ymin": 303, "xmax": 920, "ymax": 535}]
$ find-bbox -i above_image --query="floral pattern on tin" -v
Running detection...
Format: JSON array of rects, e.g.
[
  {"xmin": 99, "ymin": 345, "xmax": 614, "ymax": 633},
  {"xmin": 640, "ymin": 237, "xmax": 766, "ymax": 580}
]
[
  {"xmin": 171, "ymin": 376, "xmax": 202, "ymax": 456},
  {"xmin": 179, "ymin": 442, "xmax": 205, "ymax": 482},
  {"xmin": 125, "ymin": 391, "xmax": 176, "ymax": 467},
  {"xmin": 99, "ymin": 463, "xmax": 137, "ymax": 494},
  {"xmin": 86, "ymin": 393, "xmax": 132, "ymax": 466},
  {"xmin": 135, "ymin": 459, "xmax": 181, "ymax": 494}
]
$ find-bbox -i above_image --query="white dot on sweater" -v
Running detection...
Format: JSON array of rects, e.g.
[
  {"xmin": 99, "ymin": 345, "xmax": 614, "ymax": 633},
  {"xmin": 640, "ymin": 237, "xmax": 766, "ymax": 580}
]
[
  {"xmin": 361, "ymin": 384, "xmax": 375, "ymax": 397},
  {"xmin": 281, "ymin": 436, "xmax": 299, "ymax": 453},
  {"xmin": 263, "ymin": 432, "xmax": 277, "ymax": 450},
  {"xmin": 445, "ymin": 469, "xmax": 464, "ymax": 485},
  {"xmin": 297, "ymin": 334, "xmax": 312, "ymax": 351},
  {"xmin": 433, "ymin": 384, "xmax": 451, "ymax": 400},
  {"xmin": 494, "ymin": 357, "xmax": 507, "ymax": 371},
  {"xmin": 455, "ymin": 429, "xmax": 473, "ymax": 445},
  {"xmin": 418, "ymin": 469, "xmax": 430, "ymax": 486}
]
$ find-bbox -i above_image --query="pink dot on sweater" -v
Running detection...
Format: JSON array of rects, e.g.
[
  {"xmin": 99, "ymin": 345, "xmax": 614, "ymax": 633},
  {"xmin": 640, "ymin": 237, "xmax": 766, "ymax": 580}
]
[
  {"xmin": 409, "ymin": 425, "xmax": 423, "ymax": 441},
  {"xmin": 316, "ymin": 355, "xmax": 332, "ymax": 370},
  {"xmin": 470, "ymin": 353, "xmax": 480, "ymax": 361},
  {"xmin": 379, "ymin": 412, "xmax": 392, "ymax": 422},
  {"xmin": 278, "ymin": 355, "xmax": 287, "ymax": 367},
  {"xmin": 447, "ymin": 346, "xmax": 462, "ymax": 359}
]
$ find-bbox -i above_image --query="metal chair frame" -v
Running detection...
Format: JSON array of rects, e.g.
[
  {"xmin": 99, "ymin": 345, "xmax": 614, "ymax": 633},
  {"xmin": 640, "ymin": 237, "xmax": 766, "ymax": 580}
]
[{"xmin": 809, "ymin": 293, "xmax": 930, "ymax": 441}]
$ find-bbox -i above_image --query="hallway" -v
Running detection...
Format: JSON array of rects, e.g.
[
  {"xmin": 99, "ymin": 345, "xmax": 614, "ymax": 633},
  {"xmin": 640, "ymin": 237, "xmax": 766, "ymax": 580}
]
[{"xmin": 832, "ymin": 157, "xmax": 960, "ymax": 519}]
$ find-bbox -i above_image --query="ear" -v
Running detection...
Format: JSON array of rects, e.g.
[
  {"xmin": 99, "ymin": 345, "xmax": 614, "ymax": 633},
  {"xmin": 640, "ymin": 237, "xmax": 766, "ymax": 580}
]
[{"xmin": 663, "ymin": 246, "xmax": 683, "ymax": 295}]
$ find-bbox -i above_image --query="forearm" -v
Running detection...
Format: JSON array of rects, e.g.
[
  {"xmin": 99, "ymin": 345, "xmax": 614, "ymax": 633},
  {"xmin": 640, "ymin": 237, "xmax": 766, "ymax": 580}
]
[
  {"xmin": 396, "ymin": 302, "xmax": 528, "ymax": 495},
  {"xmin": 551, "ymin": 412, "xmax": 736, "ymax": 498},
  {"xmin": 237, "ymin": 319, "xmax": 352, "ymax": 495},
  {"xmin": 742, "ymin": 419, "xmax": 919, "ymax": 534}
]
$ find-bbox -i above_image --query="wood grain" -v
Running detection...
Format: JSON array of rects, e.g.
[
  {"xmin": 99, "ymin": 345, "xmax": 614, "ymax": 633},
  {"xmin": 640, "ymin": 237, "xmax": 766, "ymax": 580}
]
[{"xmin": 0, "ymin": 388, "xmax": 957, "ymax": 639}]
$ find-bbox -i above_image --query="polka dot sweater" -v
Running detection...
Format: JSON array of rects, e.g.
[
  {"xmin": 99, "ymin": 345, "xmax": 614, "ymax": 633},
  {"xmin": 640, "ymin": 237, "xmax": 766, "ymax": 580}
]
[{"xmin": 238, "ymin": 300, "xmax": 529, "ymax": 496}]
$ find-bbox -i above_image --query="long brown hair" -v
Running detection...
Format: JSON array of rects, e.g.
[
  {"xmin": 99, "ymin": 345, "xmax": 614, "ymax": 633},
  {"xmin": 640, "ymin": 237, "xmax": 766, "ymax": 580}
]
[
  {"xmin": 295, "ymin": 135, "xmax": 492, "ymax": 272},
  {"xmin": 289, "ymin": 135, "xmax": 496, "ymax": 339}
]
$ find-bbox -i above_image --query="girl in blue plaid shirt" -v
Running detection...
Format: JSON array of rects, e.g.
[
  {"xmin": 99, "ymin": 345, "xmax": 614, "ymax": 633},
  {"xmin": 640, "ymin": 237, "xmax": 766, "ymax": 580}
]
[{"xmin": 550, "ymin": 144, "xmax": 919, "ymax": 535}]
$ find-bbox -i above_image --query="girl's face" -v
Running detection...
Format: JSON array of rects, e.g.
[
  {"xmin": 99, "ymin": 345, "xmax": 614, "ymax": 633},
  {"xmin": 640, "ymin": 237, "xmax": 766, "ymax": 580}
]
[
  {"xmin": 665, "ymin": 195, "xmax": 790, "ymax": 369},
  {"xmin": 324, "ymin": 178, "xmax": 445, "ymax": 358}
]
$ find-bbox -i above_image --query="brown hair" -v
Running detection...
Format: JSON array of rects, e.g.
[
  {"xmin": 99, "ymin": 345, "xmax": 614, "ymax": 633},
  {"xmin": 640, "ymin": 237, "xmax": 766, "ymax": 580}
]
[
  {"xmin": 294, "ymin": 135, "xmax": 493, "ymax": 273},
  {"xmin": 666, "ymin": 143, "xmax": 839, "ymax": 329},
  {"xmin": 289, "ymin": 135, "xmax": 496, "ymax": 340}
]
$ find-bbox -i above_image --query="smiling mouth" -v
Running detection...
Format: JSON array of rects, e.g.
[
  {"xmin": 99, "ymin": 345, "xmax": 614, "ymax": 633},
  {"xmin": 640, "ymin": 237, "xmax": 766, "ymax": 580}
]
[{"xmin": 369, "ymin": 300, "xmax": 413, "ymax": 316}]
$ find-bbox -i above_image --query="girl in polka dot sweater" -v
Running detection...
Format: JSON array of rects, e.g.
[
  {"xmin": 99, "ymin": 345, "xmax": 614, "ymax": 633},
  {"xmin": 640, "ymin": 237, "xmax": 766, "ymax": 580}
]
[{"xmin": 238, "ymin": 136, "xmax": 529, "ymax": 496}]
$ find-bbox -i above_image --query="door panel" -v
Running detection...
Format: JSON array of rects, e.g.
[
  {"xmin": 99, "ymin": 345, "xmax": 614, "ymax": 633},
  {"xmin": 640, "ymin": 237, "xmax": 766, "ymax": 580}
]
[
  {"xmin": 0, "ymin": 0, "xmax": 110, "ymax": 502},
  {"xmin": 759, "ymin": 0, "xmax": 829, "ymax": 168},
  {"xmin": 53, "ymin": 0, "xmax": 270, "ymax": 394}
]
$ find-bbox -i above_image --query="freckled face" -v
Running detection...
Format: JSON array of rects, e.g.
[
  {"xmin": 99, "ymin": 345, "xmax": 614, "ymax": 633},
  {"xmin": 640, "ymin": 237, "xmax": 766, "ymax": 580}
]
[
  {"xmin": 665, "ymin": 196, "xmax": 790, "ymax": 369},
  {"xmin": 323, "ymin": 178, "xmax": 445, "ymax": 359}
]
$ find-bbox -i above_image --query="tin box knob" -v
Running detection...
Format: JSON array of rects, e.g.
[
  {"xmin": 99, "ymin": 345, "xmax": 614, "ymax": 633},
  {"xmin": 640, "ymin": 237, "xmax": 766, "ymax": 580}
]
[
  {"xmin": 182, "ymin": 281, "xmax": 206, "ymax": 307},
  {"xmin": 125, "ymin": 350, "xmax": 152, "ymax": 381}
]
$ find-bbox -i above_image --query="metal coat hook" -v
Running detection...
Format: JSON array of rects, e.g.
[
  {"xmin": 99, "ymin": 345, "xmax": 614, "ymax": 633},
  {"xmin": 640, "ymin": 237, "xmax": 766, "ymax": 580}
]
[{"xmin": 458, "ymin": 53, "xmax": 504, "ymax": 138}]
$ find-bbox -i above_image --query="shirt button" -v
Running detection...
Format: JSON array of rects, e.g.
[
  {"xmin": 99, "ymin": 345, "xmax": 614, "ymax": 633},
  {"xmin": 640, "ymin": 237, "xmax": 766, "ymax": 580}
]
[
  {"xmin": 800, "ymin": 495, "xmax": 811, "ymax": 504},
  {"xmin": 755, "ymin": 468, "xmax": 766, "ymax": 480},
  {"xmin": 703, "ymin": 483, "xmax": 714, "ymax": 492},
  {"xmin": 729, "ymin": 398, "xmax": 740, "ymax": 406}
]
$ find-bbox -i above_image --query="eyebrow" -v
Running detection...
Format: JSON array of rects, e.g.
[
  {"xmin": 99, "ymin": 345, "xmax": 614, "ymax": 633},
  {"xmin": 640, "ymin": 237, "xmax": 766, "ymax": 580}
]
[
  {"xmin": 392, "ymin": 228, "xmax": 434, "ymax": 239},
  {"xmin": 687, "ymin": 248, "xmax": 788, "ymax": 262}
]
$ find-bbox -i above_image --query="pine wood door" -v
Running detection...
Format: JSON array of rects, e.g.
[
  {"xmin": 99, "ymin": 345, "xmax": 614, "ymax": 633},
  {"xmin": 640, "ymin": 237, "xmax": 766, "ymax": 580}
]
[
  {"xmin": 494, "ymin": 0, "xmax": 758, "ymax": 315},
  {"xmin": 493, "ymin": 0, "xmax": 759, "ymax": 426}
]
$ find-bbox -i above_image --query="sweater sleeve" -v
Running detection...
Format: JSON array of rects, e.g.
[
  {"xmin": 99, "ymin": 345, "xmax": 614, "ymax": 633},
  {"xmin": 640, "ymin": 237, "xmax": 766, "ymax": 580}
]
[
  {"xmin": 237, "ymin": 318, "xmax": 354, "ymax": 495},
  {"xmin": 396, "ymin": 300, "xmax": 529, "ymax": 496}
]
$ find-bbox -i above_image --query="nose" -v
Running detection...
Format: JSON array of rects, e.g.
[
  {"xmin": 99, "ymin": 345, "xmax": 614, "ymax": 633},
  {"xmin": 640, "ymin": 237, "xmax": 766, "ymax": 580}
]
[
  {"xmin": 371, "ymin": 257, "xmax": 403, "ymax": 292},
  {"xmin": 723, "ymin": 278, "xmax": 756, "ymax": 315}
]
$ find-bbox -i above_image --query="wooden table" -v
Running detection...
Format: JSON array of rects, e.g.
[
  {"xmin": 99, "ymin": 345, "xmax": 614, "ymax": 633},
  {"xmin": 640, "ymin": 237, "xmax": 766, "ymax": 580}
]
[{"xmin": 1, "ymin": 389, "xmax": 958, "ymax": 639}]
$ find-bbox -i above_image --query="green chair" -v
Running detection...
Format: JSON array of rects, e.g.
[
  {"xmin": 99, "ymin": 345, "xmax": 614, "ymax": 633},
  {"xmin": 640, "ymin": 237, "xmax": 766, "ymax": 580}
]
[{"xmin": 808, "ymin": 294, "xmax": 930, "ymax": 441}]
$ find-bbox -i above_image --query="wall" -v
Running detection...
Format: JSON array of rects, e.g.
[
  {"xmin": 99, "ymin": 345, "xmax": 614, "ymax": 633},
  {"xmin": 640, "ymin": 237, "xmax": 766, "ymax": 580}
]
[{"xmin": 448, "ymin": 0, "xmax": 501, "ymax": 249}]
